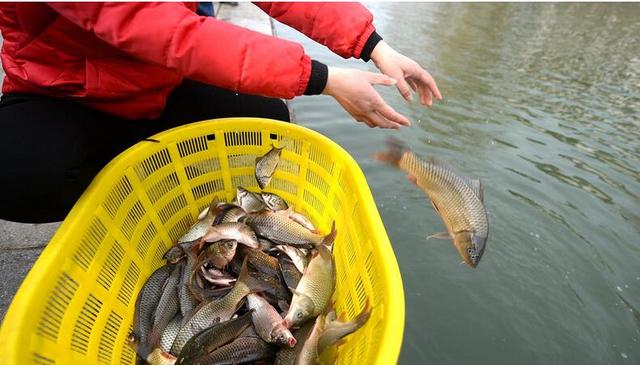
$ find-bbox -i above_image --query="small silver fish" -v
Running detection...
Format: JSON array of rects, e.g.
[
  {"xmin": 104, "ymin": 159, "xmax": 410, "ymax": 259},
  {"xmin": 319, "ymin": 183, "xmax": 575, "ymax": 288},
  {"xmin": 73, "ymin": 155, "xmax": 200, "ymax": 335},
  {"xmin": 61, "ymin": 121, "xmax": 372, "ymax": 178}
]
[
  {"xmin": 255, "ymin": 145, "xmax": 284, "ymax": 189},
  {"xmin": 261, "ymin": 192, "xmax": 289, "ymax": 211},
  {"xmin": 236, "ymin": 186, "xmax": 268, "ymax": 213}
]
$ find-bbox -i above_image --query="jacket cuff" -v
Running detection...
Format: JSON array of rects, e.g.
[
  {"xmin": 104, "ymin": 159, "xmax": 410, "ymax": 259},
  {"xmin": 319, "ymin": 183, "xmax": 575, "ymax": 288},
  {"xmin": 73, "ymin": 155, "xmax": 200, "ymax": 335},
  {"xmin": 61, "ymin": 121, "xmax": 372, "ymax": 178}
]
[
  {"xmin": 303, "ymin": 60, "xmax": 328, "ymax": 95},
  {"xmin": 360, "ymin": 31, "xmax": 383, "ymax": 62}
]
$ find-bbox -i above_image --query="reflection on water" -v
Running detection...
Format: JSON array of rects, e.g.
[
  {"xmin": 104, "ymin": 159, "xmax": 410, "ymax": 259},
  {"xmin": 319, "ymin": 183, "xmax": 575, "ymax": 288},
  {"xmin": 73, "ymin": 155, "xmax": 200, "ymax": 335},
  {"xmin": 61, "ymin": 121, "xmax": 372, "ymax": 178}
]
[{"xmin": 276, "ymin": 3, "xmax": 640, "ymax": 364}]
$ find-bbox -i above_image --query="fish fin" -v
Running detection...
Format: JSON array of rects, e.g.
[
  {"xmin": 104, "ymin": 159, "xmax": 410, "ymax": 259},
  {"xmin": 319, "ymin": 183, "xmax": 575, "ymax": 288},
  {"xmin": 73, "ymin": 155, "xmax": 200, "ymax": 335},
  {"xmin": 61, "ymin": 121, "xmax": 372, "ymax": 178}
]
[
  {"xmin": 461, "ymin": 177, "xmax": 484, "ymax": 202},
  {"xmin": 372, "ymin": 137, "xmax": 408, "ymax": 167},
  {"xmin": 427, "ymin": 232, "xmax": 450, "ymax": 240},
  {"xmin": 430, "ymin": 200, "xmax": 441, "ymax": 214},
  {"xmin": 320, "ymin": 221, "xmax": 337, "ymax": 247},
  {"xmin": 318, "ymin": 302, "xmax": 371, "ymax": 354},
  {"xmin": 427, "ymin": 158, "xmax": 484, "ymax": 201},
  {"xmin": 197, "ymin": 206, "xmax": 210, "ymax": 221},
  {"xmin": 316, "ymin": 242, "xmax": 333, "ymax": 262},
  {"xmin": 426, "ymin": 156, "xmax": 460, "ymax": 173},
  {"xmin": 288, "ymin": 286, "xmax": 303, "ymax": 296},
  {"xmin": 208, "ymin": 196, "xmax": 221, "ymax": 215}
]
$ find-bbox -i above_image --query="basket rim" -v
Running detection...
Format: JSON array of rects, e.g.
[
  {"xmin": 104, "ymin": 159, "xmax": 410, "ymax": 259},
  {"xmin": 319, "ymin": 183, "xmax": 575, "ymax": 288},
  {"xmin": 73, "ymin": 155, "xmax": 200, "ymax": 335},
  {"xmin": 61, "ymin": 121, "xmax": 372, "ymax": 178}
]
[{"xmin": 0, "ymin": 117, "xmax": 405, "ymax": 364}]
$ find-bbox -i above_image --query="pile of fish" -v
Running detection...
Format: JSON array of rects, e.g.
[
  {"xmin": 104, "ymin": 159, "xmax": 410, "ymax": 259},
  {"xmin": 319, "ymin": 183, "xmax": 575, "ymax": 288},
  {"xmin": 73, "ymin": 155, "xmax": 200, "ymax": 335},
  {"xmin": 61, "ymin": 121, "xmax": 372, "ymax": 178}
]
[
  {"xmin": 129, "ymin": 146, "xmax": 371, "ymax": 365},
  {"xmin": 374, "ymin": 138, "xmax": 489, "ymax": 267}
]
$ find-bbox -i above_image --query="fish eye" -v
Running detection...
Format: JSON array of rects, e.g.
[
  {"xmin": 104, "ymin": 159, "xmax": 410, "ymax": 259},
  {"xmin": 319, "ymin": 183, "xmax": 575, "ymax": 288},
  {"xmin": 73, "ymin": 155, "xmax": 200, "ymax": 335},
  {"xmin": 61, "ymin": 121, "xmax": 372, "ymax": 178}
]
[
  {"xmin": 467, "ymin": 248, "xmax": 474, "ymax": 255},
  {"xmin": 296, "ymin": 312, "xmax": 303, "ymax": 319}
]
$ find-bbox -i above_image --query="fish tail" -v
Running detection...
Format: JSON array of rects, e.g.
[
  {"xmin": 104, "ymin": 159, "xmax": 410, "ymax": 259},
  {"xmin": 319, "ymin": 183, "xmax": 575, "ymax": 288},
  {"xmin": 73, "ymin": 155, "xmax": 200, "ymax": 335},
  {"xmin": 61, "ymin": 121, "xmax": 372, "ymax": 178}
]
[
  {"xmin": 321, "ymin": 221, "xmax": 337, "ymax": 247},
  {"xmin": 372, "ymin": 137, "xmax": 408, "ymax": 167},
  {"xmin": 237, "ymin": 257, "xmax": 270, "ymax": 294}
]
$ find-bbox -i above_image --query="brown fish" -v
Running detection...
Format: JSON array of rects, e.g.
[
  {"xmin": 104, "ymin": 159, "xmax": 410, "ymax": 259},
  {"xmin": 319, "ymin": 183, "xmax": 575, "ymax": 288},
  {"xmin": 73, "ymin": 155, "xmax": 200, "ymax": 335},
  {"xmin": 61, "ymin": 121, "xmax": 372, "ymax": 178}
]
[
  {"xmin": 256, "ymin": 145, "xmax": 284, "ymax": 189},
  {"xmin": 240, "ymin": 212, "xmax": 335, "ymax": 248},
  {"xmin": 170, "ymin": 258, "xmax": 267, "ymax": 355},
  {"xmin": 295, "ymin": 302, "xmax": 372, "ymax": 365},
  {"xmin": 247, "ymin": 293, "xmax": 296, "ymax": 347},
  {"xmin": 374, "ymin": 138, "xmax": 489, "ymax": 268},
  {"xmin": 201, "ymin": 222, "xmax": 259, "ymax": 249},
  {"xmin": 283, "ymin": 244, "xmax": 335, "ymax": 329}
]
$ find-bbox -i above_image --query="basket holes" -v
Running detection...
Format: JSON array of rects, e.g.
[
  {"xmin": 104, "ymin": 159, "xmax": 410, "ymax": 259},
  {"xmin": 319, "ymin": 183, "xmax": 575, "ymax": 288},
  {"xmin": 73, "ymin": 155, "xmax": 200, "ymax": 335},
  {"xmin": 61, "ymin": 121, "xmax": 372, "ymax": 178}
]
[
  {"xmin": 303, "ymin": 189, "xmax": 324, "ymax": 216},
  {"xmin": 185, "ymin": 158, "xmax": 221, "ymax": 180},
  {"xmin": 192, "ymin": 179, "xmax": 225, "ymax": 201},
  {"xmin": 278, "ymin": 159, "xmax": 300, "ymax": 176},
  {"xmin": 134, "ymin": 148, "xmax": 172, "ymax": 182},
  {"xmin": 153, "ymin": 242, "xmax": 170, "ymax": 266},
  {"xmin": 177, "ymin": 136, "xmax": 208, "ymax": 158},
  {"xmin": 344, "ymin": 233, "xmax": 357, "ymax": 267},
  {"xmin": 277, "ymin": 137, "xmax": 302, "ymax": 155},
  {"xmin": 364, "ymin": 253, "xmax": 378, "ymax": 304},
  {"xmin": 97, "ymin": 241, "xmax": 124, "ymax": 291},
  {"xmin": 333, "ymin": 196, "xmax": 341, "ymax": 214},
  {"xmin": 308, "ymin": 144, "xmax": 334, "ymax": 174},
  {"xmin": 228, "ymin": 154, "xmax": 258, "ymax": 169},
  {"xmin": 71, "ymin": 294, "xmax": 103, "ymax": 355},
  {"xmin": 73, "ymin": 218, "xmax": 107, "ymax": 271},
  {"xmin": 168, "ymin": 215, "xmax": 192, "ymax": 243},
  {"xmin": 267, "ymin": 177, "xmax": 297, "ymax": 196},
  {"xmin": 158, "ymin": 194, "xmax": 188, "ymax": 223},
  {"xmin": 305, "ymin": 169, "xmax": 329, "ymax": 196},
  {"xmin": 355, "ymin": 277, "xmax": 367, "ymax": 310},
  {"xmin": 103, "ymin": 176, "xmax": 133, "ymax": 219},
  {"xmin": 118, "ymin": 261, "xmax": 140, "ymax": 306},
  {"xmin": 37, "ymin": 273, "xmax": 78, "ymax": 342},
  {"xmin": 147, "ymin": 172, "xmax": 180, "ymax": 204},
  {"xmin": 270, "ymin": 133, "xmax": 278, "ymax": 140},
  {"xmin": 344, "ymin": 293, "xmax": 356, "ymax": 320},
  {"xmin": 231, "ymin": 174, "xmax": 258, "ymax": 189},
  {"xmin": 224, "ymin": 131, "xmax": 261, "ymax": 147},
  {"xmin": 120, "ymin": 341, "xmax": 136, "ymax": 365},
  {"xmin": 32, "ymin": 352, "xmax": 55, "ymax": 365},
  {"xmin": 136, "ymin": 221, "xmax": 157, "ymax": 260},
  {"xmin": 97, "ymin": 311, "xmax": 123, "ymax": 364},
  {"xmin": 120, "ymin": 201, "xmax": 145, "ymax": 240}
]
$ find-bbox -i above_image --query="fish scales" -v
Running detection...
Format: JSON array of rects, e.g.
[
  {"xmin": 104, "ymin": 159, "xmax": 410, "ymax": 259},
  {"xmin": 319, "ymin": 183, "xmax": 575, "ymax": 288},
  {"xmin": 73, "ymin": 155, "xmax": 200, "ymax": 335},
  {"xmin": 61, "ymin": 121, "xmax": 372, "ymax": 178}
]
[
  {"xmin": 242, "ymin": 212, "xmax": 324, "ymax": 246},
  {"xmin": 399, "ymin": 152, "xmax": 488, "ymax": 238}
]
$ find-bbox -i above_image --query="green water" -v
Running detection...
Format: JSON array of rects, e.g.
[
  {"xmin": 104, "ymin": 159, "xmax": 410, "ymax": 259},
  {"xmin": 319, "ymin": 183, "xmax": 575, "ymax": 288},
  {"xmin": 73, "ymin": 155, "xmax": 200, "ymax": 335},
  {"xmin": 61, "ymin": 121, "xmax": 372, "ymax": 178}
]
[{"xmin": 276, "ymin": 3, "xmax": 640, "ymax": 364}]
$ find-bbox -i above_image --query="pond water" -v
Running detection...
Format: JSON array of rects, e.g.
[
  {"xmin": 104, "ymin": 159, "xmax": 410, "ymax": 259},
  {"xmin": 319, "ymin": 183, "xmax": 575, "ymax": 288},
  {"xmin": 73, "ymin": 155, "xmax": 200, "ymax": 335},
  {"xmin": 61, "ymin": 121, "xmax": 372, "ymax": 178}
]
[{"xmin": 276, "ymin": 3, "xmax": 640, "ymax": 364}]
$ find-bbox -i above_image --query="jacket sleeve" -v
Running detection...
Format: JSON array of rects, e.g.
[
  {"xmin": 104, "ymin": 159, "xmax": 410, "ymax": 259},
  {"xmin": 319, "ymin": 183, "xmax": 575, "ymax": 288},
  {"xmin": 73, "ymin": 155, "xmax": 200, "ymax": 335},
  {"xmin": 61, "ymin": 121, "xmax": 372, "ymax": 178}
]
[
  {"xmin": 46, "ymin": 2, "xmax": 312, "ymax": 98},
  {"xmin": 254, "ymin": 2, "xmax": 380, "ymax": 60}
]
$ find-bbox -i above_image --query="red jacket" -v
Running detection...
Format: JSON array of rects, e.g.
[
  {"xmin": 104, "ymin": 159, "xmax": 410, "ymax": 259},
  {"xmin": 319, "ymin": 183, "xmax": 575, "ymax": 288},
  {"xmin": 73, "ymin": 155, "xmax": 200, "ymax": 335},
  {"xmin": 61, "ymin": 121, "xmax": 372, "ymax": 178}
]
[{"xmin": 0, "ymin": 2, "xmax": 377, "ymax": 119}]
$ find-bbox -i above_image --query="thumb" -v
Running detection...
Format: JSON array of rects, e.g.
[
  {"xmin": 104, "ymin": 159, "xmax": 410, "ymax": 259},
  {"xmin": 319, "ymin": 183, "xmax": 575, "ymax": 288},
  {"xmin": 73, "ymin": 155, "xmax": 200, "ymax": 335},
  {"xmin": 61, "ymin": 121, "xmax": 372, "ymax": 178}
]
[{"xmin": 369, "ymin": 72, "xmax": 397, "ymax": 86}]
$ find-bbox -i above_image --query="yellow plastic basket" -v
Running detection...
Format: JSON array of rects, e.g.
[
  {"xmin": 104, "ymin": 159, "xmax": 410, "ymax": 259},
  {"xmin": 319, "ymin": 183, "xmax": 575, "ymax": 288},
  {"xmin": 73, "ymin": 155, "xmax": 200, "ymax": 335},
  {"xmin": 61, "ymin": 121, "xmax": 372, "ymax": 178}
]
[{"xmin": 0, "ymin": 118, "xmax": 404, "ymax": 364}]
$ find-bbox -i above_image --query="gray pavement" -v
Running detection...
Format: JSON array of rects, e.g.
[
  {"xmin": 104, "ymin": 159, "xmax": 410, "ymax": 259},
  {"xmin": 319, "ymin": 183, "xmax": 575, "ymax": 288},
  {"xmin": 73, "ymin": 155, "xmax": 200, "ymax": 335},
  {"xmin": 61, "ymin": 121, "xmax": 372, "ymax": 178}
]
[{"xmin": 0, "ymin": 3, "xmax": 280, "ymax": 322}]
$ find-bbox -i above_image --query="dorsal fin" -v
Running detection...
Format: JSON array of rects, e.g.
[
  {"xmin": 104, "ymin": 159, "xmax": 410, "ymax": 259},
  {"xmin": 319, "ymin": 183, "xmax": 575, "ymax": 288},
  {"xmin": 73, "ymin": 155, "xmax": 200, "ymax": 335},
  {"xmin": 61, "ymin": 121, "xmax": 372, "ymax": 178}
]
[
  {"xmin": 427, "ymin": 157, "xmax": 484, "ymax": 202},
  {"xmin": 458, "ymin": 175, "xmax": 483, "ymax": 202}
]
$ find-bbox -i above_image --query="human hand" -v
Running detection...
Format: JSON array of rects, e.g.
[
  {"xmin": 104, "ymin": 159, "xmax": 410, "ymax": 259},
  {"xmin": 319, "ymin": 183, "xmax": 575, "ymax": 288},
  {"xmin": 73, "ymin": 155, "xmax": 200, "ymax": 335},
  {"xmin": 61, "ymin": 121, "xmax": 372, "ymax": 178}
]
[
  {"xmin": 322, "ymin": 67, "xmax": 411, "ymax": 129},
  {"xmin": 370, "ymin": 41, "xmax": 443, "ymax": 106}
]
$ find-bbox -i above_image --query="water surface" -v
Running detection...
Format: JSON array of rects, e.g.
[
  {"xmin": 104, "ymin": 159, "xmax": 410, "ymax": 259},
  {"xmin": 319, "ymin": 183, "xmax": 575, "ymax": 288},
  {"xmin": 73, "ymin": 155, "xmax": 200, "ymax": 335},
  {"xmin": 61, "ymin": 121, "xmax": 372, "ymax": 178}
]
[{"xmin": 276, "ymin": 3, "xmax": 639, "ymax": 364}]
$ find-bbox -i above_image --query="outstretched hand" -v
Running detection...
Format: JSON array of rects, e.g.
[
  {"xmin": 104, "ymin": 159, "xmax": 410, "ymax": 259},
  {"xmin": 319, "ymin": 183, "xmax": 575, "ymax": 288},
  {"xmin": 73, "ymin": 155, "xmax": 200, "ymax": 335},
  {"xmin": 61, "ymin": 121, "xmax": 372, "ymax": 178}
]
[
  {"xmin": 322, "ymin": 67, "xmax": 411, "ymax": 129},
  {"xmin": 370, "ymin": 41, "xmax": 442, "ymax": 106}
]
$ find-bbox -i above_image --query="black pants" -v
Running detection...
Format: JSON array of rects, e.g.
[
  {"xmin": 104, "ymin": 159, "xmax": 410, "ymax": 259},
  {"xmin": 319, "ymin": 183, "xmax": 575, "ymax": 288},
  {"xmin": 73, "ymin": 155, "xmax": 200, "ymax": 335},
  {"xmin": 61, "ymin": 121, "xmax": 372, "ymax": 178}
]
[{"xmin": 0, "ymin": 80, "xmax": 290, "ymax": 223}]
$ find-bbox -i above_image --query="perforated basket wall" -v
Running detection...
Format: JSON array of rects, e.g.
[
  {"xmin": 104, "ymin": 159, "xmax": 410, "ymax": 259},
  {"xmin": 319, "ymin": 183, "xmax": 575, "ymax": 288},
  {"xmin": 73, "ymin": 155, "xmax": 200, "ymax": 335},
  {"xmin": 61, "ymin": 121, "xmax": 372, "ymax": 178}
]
[{"xmin": 0, "ymin": 118, "xmax": 404, "ymax": 365}]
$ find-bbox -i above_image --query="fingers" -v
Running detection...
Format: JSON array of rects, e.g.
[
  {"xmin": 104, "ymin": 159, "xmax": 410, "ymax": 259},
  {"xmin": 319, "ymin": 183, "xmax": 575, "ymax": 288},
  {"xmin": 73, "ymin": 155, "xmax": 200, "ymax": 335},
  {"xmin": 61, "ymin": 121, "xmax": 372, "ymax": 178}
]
[
  {"xmin": 396, "ymin": 78, "xmax": 413, "ymax": 102},
  {"xmin": 367, "ymin": 111, "xmax": 402, "ymax": 129},
  {"xmin": 377, "ymin": 102, "xmax": 411, "ymax": 127},
  {"xmin": 420, "ymin": 71, "xmax": 442, "ymax": 101},
  {"xmin": 369, "ymin": 72, "xmax": 397, "ymax": 86},
  {"xmin": 408, "ymin": 79, "xmax": 418, "ymax": 93}
]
